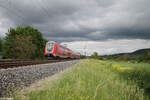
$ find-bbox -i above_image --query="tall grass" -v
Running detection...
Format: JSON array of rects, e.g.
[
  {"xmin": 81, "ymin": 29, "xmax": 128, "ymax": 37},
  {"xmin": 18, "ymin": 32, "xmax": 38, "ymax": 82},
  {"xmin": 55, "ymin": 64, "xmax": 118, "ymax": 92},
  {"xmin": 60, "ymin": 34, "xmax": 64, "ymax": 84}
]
[
  {"xmin": 109, "ymin": 61, "xmax": 150, "ymax": 97},
  {"xmin": 14, "ymin": 59, "xmax": 145, "ymax": 100}
]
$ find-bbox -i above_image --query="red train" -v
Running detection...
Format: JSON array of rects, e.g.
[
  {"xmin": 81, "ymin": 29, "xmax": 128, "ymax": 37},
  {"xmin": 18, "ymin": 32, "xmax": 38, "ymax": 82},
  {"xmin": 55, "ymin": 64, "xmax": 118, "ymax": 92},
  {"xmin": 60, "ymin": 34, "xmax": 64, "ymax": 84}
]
[{"xmin": 44, "ymin": 41, "xmax": 80, "ymax": 59}]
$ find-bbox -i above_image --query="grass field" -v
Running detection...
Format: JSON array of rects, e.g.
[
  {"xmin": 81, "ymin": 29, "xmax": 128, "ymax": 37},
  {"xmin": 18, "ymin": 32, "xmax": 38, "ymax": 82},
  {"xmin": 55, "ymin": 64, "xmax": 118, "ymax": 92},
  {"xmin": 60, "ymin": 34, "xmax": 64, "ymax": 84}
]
[
  {"xmin": 14, "ymin": 59, "xmax": 149, "ymax": 100},
  {"xmin": 109, "ymin": 60, "xmax": 150, "ymax": 97}
]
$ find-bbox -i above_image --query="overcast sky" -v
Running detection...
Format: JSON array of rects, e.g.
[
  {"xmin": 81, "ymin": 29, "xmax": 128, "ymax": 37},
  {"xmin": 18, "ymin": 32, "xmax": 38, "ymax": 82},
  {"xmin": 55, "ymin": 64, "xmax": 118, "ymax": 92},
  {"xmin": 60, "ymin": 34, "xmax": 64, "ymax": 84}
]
[{"xmin": 0, "ymin": 0, "xmax": 150, "ymax": 55}]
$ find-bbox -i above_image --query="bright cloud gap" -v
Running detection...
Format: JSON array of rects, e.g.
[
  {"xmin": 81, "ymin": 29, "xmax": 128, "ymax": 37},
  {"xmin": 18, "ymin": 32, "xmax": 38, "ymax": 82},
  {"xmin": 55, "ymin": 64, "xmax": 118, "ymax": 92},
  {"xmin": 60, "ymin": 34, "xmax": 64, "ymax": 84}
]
[{"xmin": 61, "ymin": 39, "xmax": 150, "ymax": 56}]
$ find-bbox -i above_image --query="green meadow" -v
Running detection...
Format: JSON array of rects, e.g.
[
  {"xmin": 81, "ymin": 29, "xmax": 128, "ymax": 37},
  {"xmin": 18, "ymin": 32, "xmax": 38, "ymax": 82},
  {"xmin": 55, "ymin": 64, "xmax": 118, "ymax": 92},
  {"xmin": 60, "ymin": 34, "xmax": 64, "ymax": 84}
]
[{"xmin": 14, "ymin": 59, "xmax": 150, "ymax": 100}]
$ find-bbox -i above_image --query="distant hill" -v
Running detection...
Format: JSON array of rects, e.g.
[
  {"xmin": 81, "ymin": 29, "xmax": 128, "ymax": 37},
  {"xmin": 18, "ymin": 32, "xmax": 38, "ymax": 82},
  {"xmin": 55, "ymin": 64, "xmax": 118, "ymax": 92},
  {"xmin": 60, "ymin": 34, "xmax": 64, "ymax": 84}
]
[
  {"xmin": 110, "ymin": 48, "xmax": 150, "ymax": 56},
  {"xmin": 131, "ymin": 48, "xmax": 150, "ymax": 55},
  {"xmin": 100, "ymin": 48, "xmax": 150, "ymax": 62}
]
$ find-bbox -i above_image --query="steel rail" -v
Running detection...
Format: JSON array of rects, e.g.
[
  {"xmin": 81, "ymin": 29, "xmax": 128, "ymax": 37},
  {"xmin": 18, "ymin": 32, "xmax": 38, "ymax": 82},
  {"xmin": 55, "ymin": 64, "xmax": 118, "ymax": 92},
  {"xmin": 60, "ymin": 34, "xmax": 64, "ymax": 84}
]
[{"xmin": 0, "ymin": 60, "xmax": 71, "ymax": 69}]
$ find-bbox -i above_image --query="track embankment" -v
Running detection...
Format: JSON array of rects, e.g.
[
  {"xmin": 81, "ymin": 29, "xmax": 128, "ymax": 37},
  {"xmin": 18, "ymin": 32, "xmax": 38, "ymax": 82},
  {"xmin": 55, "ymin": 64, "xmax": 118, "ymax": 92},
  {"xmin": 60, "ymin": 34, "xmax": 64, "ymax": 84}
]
[{"xmin": 0, "ymin": 60, "xmax": 80, "ymax": 97}]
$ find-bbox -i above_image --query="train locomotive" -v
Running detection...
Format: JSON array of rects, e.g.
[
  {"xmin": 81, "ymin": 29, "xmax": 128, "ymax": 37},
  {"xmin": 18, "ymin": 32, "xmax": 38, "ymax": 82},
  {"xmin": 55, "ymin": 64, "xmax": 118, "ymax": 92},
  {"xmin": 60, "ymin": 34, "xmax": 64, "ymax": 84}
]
[{"xmin": 44, "ymin": 41, "xmax": 80, "ymax": 59}]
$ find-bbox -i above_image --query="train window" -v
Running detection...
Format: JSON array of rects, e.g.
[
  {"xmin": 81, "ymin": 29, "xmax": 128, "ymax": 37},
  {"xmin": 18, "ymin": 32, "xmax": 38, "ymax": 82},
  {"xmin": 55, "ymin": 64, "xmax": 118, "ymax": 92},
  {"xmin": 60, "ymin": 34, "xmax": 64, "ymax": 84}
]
[
  {"xmin": 61, "ymin": 46, "xmax": 67, "ymax": 50},
  {"xmin": 47, "ymin": 42, "xmax": 54, "ymax": 52}
]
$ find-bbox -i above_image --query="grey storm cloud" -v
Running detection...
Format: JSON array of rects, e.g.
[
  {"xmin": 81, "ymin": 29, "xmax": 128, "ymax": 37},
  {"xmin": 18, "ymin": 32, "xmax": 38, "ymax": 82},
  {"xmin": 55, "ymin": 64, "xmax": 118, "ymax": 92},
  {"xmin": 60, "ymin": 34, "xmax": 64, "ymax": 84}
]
[{"xmin": 0, "ymin": 0, "xmax": 150, "ymax": 42}]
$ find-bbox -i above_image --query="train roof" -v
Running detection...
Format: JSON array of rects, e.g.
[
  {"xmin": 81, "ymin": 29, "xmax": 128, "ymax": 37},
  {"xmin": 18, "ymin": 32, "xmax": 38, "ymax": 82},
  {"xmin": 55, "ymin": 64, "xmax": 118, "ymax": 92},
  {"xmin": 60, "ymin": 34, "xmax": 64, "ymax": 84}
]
[{"xmin": 47, "ymin": 41, "xmax": 56, "ymax": 43}]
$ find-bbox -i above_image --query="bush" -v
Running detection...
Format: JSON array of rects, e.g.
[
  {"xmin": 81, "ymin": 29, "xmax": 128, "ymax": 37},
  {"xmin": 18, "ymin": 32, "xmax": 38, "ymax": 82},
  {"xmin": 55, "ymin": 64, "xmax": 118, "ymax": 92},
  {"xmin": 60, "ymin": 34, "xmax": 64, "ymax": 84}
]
[
  {"xmin": 120, "ymin": 66, "xmax": 150, "ymax": 95},
  {"xmin": 90, "ymin": 52, "xmax": 99, "ymax": 59}
]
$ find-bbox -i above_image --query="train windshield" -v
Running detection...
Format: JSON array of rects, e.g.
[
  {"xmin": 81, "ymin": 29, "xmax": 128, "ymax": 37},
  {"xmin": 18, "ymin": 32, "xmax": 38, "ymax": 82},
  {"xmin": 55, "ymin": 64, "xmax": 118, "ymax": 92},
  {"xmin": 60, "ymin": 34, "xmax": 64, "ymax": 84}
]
[{"xmin": 47, "ymin": 42, "xmax": 54, "ymax": 52}]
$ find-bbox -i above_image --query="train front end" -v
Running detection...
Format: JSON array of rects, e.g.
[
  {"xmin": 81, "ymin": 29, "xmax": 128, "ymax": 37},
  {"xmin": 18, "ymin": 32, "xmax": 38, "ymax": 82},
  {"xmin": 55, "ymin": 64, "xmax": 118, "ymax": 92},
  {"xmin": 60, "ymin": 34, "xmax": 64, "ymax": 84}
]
[{"xmin": 44, "ymin": 41, "xmax": 55, "ymax": 57}]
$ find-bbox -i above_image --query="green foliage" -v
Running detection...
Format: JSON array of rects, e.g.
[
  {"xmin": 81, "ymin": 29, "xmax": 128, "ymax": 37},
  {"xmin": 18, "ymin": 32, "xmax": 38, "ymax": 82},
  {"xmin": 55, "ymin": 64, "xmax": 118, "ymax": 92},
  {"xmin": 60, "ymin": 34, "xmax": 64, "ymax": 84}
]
[
  {"xmin": 3, "ymin": 26, "xmax": 47, "ymax": 59},
  {"xmin": 109, "ymin": 60, "xmax": 150, "ymax": 98},
  {"xmin": 121, "ymin": 66, "xmax": 150, "ymax": 95},
  {"xmin": 11, "ymin": 35, "xmax": 37, "ymax": 59},
  {"xmin": 122, "ymin": 54, "xmax": 129, "ymax": 61},
  {"xmin": 80, "ymin": 55, "xmax": 86, "ymax": 59},
  {"xmin": 0, "ymin": 39, "xmax": 2, "ymax": 53},
  {"xmin": 101, "ymin": 52, "xmax": 150, "ymax": 63},
  {"xmin": 90, "ymin": 52, "xmax": 99, "ymax": 59}
]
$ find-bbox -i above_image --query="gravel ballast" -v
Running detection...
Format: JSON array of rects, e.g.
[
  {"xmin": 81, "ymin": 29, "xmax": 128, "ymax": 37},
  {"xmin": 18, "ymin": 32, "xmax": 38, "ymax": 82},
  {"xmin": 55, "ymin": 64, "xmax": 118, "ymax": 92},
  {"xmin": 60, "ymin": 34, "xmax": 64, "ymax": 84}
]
[{"xmin": 0, "ymin": 60, "xmax": 80, "ymax": 96}]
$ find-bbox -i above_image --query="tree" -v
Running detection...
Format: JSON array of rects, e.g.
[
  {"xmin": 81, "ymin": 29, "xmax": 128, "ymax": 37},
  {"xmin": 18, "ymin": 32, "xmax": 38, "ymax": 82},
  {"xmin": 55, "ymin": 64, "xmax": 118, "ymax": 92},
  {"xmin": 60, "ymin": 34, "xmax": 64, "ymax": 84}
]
[
  {"xmin": 0, "ymin": 39, "xmax": 2, "ymax": 53},
  {"xmin": 11, "ymin": 35, "xmax": 37, "ymax": 59},
  {"xmin": 80, "ymin": 55, "xmax": 86, "ymax": 59},
  {"xmin": 3, "ymin": 26, "xmax": 47, "ymax": 59},
  {"xmin": 90, "ymin": 52, "xmax": 99, "ymax": 59}
]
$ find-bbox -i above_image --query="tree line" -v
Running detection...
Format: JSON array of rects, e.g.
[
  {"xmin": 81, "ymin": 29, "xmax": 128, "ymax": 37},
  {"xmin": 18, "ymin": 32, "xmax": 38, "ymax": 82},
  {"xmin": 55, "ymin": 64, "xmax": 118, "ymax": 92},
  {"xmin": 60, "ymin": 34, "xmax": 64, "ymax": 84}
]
[
  {"xmin": 101, "ymin": 53, "xmax": 150, "ymax": 63},
  {"xmin": 90, "ymin": 51, "xmax": 150, "ymax": 63},
  {"xmin": 0, "ymin": 26, "xmax": 47, "ymax": 59}
]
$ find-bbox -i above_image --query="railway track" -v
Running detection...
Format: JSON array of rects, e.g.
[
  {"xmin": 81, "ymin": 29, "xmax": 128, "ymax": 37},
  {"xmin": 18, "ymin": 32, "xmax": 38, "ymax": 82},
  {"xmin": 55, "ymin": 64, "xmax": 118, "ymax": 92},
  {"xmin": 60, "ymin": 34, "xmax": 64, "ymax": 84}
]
[{"xmin": 0, "ymin": 59, "xmax": 71, "ymax": 69}]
